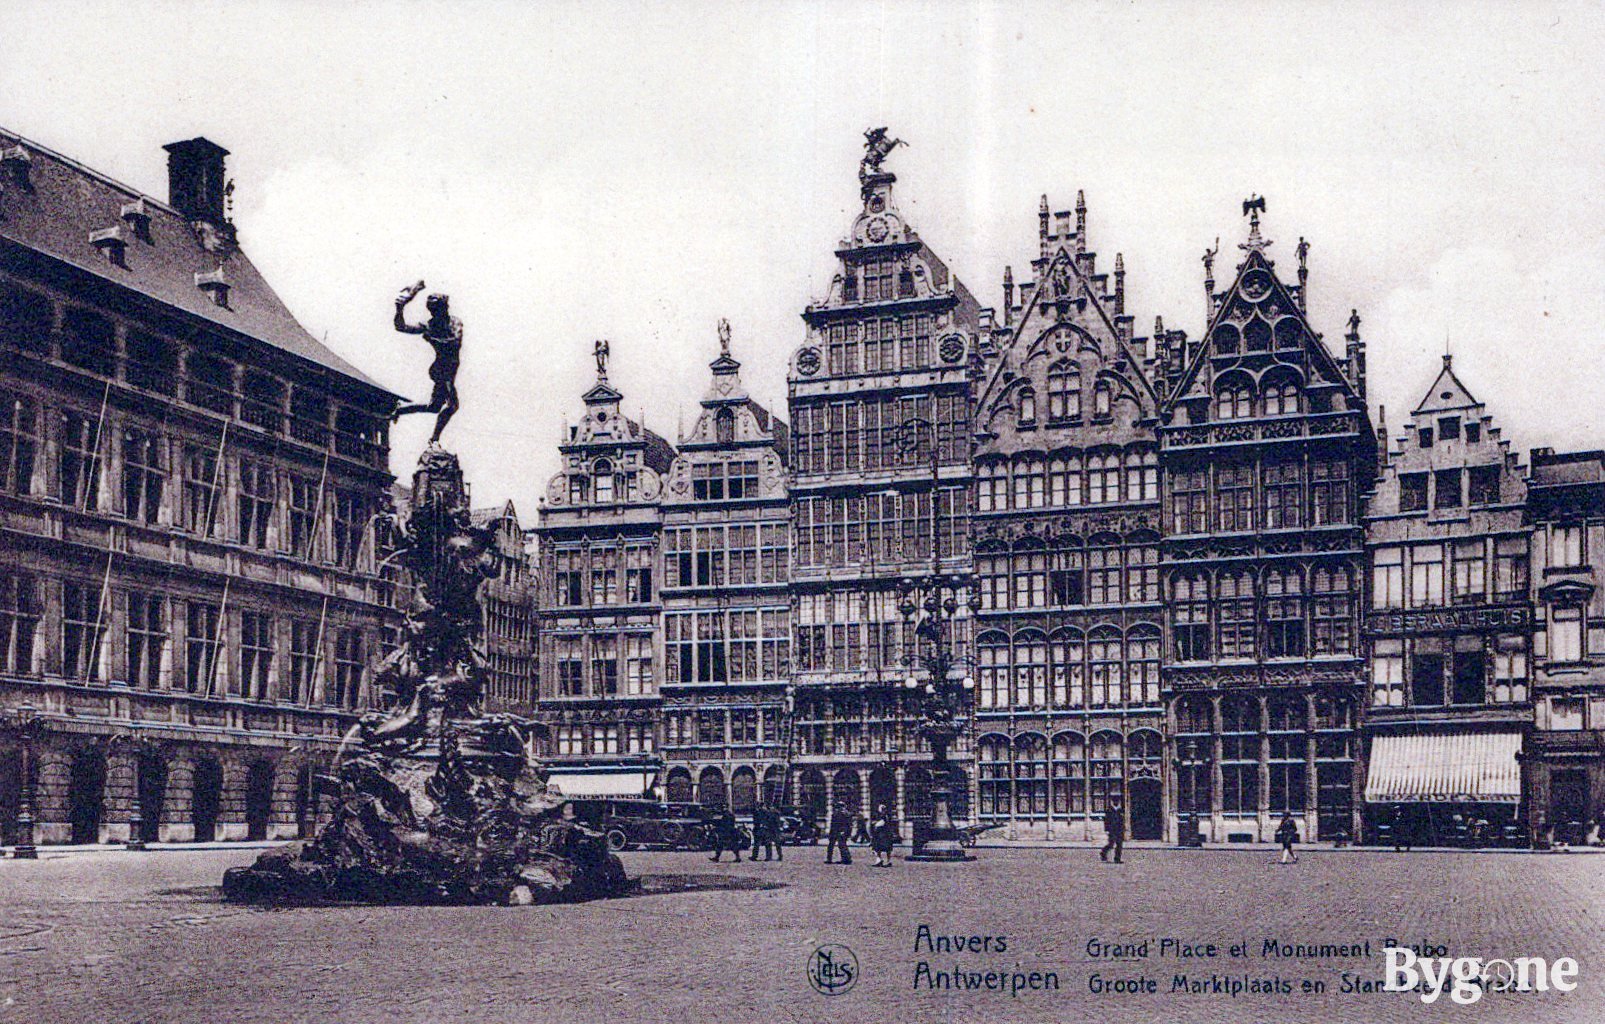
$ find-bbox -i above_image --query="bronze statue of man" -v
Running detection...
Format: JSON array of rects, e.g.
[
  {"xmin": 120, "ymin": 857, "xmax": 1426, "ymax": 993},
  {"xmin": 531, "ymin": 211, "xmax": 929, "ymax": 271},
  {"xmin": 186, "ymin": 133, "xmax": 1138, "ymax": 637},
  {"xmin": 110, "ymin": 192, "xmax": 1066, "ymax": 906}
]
[{"xmin": 392, "ymin": 281, "xmax": 462, "ymax": 445}]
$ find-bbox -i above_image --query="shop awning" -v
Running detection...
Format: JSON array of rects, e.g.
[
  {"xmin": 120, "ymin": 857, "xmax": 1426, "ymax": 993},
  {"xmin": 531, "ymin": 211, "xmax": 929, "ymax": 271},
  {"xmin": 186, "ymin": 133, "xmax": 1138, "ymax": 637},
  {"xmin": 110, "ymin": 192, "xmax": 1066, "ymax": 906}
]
[
  {"xmin": 546, "ymin": 769, "xmax": 657, "ymax": 798},
  {"xmin": 1364, "ymin": 731, "xmax": 1522, "ymax": 804}
]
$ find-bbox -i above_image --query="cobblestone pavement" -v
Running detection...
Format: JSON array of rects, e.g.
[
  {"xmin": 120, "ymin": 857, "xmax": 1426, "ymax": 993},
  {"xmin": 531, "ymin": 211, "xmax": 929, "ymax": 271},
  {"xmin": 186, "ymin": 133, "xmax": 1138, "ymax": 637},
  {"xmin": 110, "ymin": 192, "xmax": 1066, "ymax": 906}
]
[{"xmin": 0, "ymin": 844, "xmax": 1600, "ymax": 1024}]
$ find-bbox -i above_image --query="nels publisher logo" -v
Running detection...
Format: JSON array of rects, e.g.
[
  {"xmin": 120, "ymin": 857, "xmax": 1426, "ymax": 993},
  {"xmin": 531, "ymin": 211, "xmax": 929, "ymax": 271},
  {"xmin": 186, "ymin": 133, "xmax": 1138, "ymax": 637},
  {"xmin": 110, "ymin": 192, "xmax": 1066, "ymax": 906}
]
[{"xmin": 808, "ymin": 943, "xmax": 859, "ymax": 996}]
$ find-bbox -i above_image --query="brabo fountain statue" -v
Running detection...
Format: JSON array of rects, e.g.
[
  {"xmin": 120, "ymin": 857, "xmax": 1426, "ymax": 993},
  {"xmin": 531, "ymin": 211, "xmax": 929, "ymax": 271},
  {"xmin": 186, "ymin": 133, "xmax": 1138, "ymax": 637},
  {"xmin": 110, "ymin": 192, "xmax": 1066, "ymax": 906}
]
[{"xmin": 224, "ymin": 283, "xmax": 629, "ymax": 906}]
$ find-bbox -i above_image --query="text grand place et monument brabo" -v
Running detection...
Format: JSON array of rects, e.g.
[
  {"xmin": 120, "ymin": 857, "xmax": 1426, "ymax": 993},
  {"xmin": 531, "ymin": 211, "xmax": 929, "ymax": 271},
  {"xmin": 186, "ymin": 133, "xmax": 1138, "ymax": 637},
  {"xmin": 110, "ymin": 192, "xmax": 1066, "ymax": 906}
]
[{"xmin": 2, "ymin": 124, "xmax": 1603, "ymax": 854}]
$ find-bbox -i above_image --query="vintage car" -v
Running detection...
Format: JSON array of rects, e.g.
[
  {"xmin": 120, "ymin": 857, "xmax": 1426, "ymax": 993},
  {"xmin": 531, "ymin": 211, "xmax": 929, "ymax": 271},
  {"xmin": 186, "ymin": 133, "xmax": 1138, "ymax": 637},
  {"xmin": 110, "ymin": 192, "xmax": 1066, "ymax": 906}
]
[{"xmin": 566, "ymin": 799, "xmax": 715, "ymax": 852}]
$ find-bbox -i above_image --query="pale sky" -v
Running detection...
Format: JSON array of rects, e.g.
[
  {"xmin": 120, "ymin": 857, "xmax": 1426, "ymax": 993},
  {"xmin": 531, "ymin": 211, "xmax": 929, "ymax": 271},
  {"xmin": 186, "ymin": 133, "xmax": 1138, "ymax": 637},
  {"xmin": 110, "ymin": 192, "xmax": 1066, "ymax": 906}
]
[{"xmin": 6, "ymin": 1, "xmax": 1604, "ymax": 517}]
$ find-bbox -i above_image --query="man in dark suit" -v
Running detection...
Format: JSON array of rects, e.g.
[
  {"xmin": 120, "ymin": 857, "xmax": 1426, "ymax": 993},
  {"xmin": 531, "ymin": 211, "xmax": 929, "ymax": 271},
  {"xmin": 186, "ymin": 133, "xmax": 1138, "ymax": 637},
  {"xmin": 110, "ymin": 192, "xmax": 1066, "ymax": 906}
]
[
  {"xmin": 751, "ymin": 803, "xmax": 782, "ymax": 862},
  {"xmin": 708, "ymin": 809, "xmax": 743, "ymax": 863},
  {"xmin": 1100, "ymin": 800, "xmax": 1125, "ymax": 863},
  {"xmin": 825, "ymin": 799, "xmax": 853, "ymax": 865}
]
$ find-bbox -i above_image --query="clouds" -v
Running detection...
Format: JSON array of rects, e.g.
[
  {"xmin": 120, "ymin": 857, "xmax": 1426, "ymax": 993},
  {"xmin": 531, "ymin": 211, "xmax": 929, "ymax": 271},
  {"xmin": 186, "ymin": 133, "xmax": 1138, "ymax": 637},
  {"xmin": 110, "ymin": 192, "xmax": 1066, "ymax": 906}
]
[{"xmin": 5, "ymin": 1, "xmax": 1604, "ymax": 512}]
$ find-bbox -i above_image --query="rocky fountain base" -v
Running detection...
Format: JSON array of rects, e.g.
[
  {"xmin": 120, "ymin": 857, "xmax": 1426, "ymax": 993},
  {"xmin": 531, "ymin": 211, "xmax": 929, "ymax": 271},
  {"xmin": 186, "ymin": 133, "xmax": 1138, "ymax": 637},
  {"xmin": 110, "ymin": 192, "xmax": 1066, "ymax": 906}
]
[{"xmin": 223, "ymin": 720, "xmax": 631, "ymax": 906}]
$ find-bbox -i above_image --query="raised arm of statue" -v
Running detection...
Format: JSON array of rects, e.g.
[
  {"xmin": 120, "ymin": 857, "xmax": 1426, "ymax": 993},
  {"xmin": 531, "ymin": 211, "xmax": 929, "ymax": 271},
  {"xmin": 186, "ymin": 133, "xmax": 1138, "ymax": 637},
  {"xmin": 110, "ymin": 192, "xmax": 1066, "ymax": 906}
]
[{"xmin": 394, "ymin": 280, "xmax": 427, "ymax": 334}]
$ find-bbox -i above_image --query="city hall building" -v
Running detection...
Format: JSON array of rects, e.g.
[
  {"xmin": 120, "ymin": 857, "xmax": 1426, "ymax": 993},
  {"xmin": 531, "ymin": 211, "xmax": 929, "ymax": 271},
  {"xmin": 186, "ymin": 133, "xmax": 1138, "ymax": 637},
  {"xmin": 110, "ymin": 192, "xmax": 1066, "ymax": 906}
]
[{"xmin": 0, "ymin": 129, "xmax": 400, "ymax": 845}]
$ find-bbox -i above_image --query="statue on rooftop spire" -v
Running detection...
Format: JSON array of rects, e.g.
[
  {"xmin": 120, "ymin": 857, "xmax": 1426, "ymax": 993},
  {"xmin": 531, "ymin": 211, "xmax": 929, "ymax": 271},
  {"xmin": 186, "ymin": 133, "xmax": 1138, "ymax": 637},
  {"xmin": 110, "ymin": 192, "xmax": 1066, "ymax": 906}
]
[
  {"xmin": 594, "ymin": 339, "xmax": 611, "ymax": 380},
  {"xmin": 861, "ymin": 127, "xmax": 906, "ymax": 178},
  {"xmin": 717, "ymin": 318, "xmax": 731, "ymax": 357}
]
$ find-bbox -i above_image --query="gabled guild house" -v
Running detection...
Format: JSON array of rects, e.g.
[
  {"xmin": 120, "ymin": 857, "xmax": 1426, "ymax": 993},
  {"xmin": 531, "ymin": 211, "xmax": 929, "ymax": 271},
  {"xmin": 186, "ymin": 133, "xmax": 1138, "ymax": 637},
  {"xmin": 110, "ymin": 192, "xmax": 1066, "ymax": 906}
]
[
  {"xmin": 1361, "ymin": 356, "xmax": 1533, "ymax": 845},
  {"xmin": 1157, "ymin": 205, "xmax": 1375, "ymax": 844},
  {"xmin": 969, "ymin": 194, "xmax": 1168, "ymax": 841},
  {"xmin": 0, "ymin": 129, "xmax": 399, "ymax": 845}
]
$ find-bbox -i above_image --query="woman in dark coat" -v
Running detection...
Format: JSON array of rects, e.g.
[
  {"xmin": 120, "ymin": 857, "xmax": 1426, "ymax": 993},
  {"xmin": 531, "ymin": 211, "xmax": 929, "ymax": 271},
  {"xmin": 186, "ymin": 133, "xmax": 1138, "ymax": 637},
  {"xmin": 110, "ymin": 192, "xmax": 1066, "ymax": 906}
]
[
  {"xmin": 1275, "ymin": 812, "xmax": 1300, "ymax": 864},
  {"xmin": 870, "ymin": 803, "xmax": 897, "ymax": 867}
]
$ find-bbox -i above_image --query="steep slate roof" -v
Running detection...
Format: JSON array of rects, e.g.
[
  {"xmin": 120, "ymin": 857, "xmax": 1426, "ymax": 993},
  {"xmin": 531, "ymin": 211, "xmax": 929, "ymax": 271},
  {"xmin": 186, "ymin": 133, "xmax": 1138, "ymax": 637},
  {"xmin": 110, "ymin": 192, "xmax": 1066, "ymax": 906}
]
[{"xmin": 0, "ymin": 127, "xmax": 391, "ymax": 395}]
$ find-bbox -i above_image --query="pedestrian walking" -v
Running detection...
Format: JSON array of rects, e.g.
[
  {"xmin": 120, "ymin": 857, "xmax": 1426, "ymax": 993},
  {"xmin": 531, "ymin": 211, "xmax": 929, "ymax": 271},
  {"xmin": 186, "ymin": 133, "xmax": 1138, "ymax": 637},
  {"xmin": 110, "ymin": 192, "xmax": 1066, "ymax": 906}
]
[
  {"xmin": 1100, "ymin": 800, "xmax": 1124, "ymax": 863},
  {"xmin": 708, "ymin": 809, "xmax": 743, "ymax": 863},
  {"xmin": 870, "ymin": 802, "xmax": 897, "ymax": 867},
  {"xmin": 750, "ymin": 803, "xmax": 782, "ymax": 862},
  {"xmin": 825, "ymin": 799, "xmax": 853, "ymax": 865},
  {"xmin": 851, "ymin": 812, "xmax": 871, "ymax": 846},
  {"xmin": 1275, "ymin": 812, "xmax": 1300, "ymax": 864}
]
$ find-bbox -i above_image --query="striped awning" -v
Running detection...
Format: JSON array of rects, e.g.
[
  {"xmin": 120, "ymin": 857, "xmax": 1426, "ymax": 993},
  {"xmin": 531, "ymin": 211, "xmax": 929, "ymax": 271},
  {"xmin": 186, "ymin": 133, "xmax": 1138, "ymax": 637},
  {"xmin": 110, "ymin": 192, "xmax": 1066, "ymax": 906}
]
[{"xmin": 1364, "ymin": 731, "xmax": 1522, "ymax": 804}]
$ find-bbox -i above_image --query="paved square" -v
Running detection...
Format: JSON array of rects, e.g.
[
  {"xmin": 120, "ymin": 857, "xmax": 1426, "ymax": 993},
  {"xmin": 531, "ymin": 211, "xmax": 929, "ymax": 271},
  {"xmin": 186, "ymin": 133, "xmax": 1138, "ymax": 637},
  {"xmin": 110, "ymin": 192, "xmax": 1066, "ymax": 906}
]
[{"xmin": 0, "ymin": 844, "xmax": 1600, "ymax": 1023}]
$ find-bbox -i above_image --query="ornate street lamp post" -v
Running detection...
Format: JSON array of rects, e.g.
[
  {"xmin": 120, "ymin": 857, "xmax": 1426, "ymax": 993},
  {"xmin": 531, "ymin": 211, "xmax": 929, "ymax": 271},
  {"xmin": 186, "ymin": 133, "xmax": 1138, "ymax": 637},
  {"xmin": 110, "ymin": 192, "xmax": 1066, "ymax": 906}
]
[
  {"xmin": 889, "ymin": 417, "xmax": 980, "ymax": 863},
  {"xmin": 10, "ymin": 703, "xmax": 40, "ymax": 859}
]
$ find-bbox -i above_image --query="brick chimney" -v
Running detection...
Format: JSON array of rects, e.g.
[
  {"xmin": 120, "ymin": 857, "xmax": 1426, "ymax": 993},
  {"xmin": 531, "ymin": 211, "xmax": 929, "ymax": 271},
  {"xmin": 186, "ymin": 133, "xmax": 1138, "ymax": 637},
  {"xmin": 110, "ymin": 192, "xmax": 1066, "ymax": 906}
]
[{"xmin": 163, "ymin": 137, "xmax": 230, "ymax": 225}]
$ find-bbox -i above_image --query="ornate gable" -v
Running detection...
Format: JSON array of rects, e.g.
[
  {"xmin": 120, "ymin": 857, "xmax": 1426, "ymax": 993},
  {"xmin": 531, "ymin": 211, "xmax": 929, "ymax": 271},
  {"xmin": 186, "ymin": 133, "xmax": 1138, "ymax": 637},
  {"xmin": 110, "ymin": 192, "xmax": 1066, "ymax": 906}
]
[
  {"xmin": 1165, "ymin": 207, "xmax": 1360, "ymax": 417},
  {"xmin": 977, "ymin": 238, "xmax": 1155, "ymax": 449}
]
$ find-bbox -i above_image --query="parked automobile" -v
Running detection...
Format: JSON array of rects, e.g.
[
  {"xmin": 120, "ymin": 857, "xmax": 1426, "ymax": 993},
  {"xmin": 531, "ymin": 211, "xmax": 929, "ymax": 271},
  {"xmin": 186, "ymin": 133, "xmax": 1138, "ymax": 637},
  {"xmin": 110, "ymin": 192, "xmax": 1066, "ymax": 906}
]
[
  {"xmin": 773, "ymin": 806, "xmax": 820, "ymax": 845},
  {"xmin": 566, "ymin": 799, "xmax": 714, "ymax": 852}
]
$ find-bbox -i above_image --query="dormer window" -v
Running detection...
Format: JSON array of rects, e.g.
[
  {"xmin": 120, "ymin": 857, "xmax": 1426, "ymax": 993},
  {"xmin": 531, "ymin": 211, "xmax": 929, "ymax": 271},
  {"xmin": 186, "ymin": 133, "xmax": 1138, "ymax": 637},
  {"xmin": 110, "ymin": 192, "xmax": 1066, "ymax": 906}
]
[
  {"xmin": 593, "ymin": 459, "xmax": 614, "ymax": 503},
  {"xmin": 88, "ymin": 226, "xmax": 128, "ymax": 267},
  {"xmin": 1, "ymin": 146, "xmax": 31, "ymax": 188},
  {"xmin": 1093, "ymin": 382, "xmax": 1112, "ymax": 420},
  {"xmin": 1418, "ymin": 428, "xmax": 1433, "ymax": 448},
  {"xmin": 1465, "ymin": 422, "xmax": 1482, "ymax": 444},
  {"xmin": 1438, "ymin": 417, "xmax": 1460, "ymax": 440},
  {"xmin": 121, "ymin": 198, "xmax": 153, "ymax": 242},
  {"xmin": 568, "ymin": 475, "xmax": 589, "ymax": 505},
  {"xmin": 715, "ymin": 408, "xmax": 735, "ymax": 444},
  {"xmin": 194, "ymin": 267, "xmax": 230, "ymax": 308}
]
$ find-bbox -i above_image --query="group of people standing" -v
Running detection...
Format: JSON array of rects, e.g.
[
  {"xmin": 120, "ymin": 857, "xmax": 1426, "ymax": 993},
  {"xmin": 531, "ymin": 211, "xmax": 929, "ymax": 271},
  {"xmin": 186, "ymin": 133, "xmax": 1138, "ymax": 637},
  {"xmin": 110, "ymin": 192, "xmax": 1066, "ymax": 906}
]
[
  {"xmin": 706, "ymin": 804, "xmax": 784, "ymax": 863},
  {"xmin": 824, "ymin": 800, "xmax": 899, "ymax": 867}
]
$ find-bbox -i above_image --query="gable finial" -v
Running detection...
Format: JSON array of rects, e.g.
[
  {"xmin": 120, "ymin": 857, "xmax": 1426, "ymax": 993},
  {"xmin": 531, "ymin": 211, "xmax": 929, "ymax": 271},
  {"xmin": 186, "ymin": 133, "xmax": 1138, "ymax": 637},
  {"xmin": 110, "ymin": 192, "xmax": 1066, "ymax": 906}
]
[
  {"xmin": 1240, "ymin": 195, "xmax": 1270, "ymax": 254},
  {"xmin": 717, "ymin": 318, "xmax": 731, "ymax": 358}
]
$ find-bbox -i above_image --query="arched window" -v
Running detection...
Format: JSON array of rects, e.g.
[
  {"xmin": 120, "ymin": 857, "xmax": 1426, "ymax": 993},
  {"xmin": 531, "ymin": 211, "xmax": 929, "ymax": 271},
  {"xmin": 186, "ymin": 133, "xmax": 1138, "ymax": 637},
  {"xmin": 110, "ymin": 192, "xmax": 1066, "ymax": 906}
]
[
  {"xmin": 1263, "ymin": 379, "xmax": 1300, "ymax": 416},
  {"xmin": 1014, "ymin": 734, "xmax": 1048, "ymax": 818},
  {"xmin": 1018, "ymin": 387, "xmax": 1037, "ymax": 425},
  {"xmin": 1050, "ymin": 538, "xmax": 1085, "ymax": 607},
  {"xmin": 1013, "ymin": 457, "xmax": 1045, "ymax": 509},
  {"xmin": 977, "ymin": 735, "xmax": 1011, "ymax": 820},
  {"xmin": 715, "ymin": 408, "xmax": 735, "ymax": 443},
  {"xmin": 978, "ymin": 543, "xmax": 1008, "ymax": 612},
  {"xmin": 1012, "ymin": 539, "xmax": 1047, "ymax": 609},
  {"xmin": 1013, "ymin": 630, "xmax": 1048, "ymax": 708},
  {"xmin": 1093, "ymin": 382, "xmax": 1112, "ymax": 419},
  {"xmin": 1051, "ymin": 732, "xmax": 1086, "ymax": 816},
  {"xmin": 1088, "ymin": 540, "xmax": 1122, "ymax": 605},
  {"xmin": 1048, "ymin": 363, "xmax": 1080, "ymax": 420},
  {"xmin": 1124, "ymin": 535, "xmax": 1159, "ymax": 603},
  {"xmin": 1089, "ymin": 626, "xmax": 1123, "ymax": 707},
  {"xmin": 1127, "ymin": 625, "xmax": 1161, "ymax": 705},
  {"xmin": 1050, "ymin": 628, "xmax": 1085, "ymax": 708},
  {"xmin": 1218, "ymin": 570, "xmax": 1257, "ymax": 659},
  {"xmin": 1172, "ymin": 574, "xmax": 1210, "ymax": 661},
  {"xmin": 1087, "ymin": 452, "xmax": 1120, "ymax": 504},
  {"xmin": 592, "ymin": 459, "xmax": 614, "ymax": 503},
  {"xmin": 1089, "ymin": 731, "xmax": 1124, "ymax": 813},
  {"xmin": 1215, "ymin": 380, "xmax": 1252, "ymax": 420},
  {"xmin": 977, "ymin": 632, "xmax": 1009, "ymax": 709},
  {"xmin": 977, "ymin": 460, "xmax": 1008, "ymax": 512},
  {"xmin": 1312, "ymin": 565, "xmax": 1354, "ymax": 654},
  {"xmin": 1048, "ymin": 452, "xmax": 1080, "ymax": 506},
  {"xmin": 1121, "ymin": 448, "xmax": 1157, "ymax": 501},
  {"xmin": 1265, "ymin": 567, "xmax": 1306, "ymax": 658}
]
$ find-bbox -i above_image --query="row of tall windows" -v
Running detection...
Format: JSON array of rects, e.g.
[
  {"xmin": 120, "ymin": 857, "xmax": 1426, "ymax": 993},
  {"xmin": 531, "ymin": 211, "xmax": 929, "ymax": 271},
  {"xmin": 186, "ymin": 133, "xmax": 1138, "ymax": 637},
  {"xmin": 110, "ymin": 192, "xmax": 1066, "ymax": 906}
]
[
  {"xmin": 817, "ymin": 312, "xmax": 934, "ymax": 374},
  {"xmin": 690, "ymin": 459, "xmax": 760, "ymax": 501},
  {"xmin": 566, "ymin": 457, "xmax": 643, "ymax": 505},
  {"xmin": 792, "ymin": 590, "xmax": 972, "ymax": 675},
  {"xmin": 0, "ymin": 569, "xmax": 363, "ymax": 705},
  {"xmin": 794, "ymin": 489, "xmax": 968, "ymax": 568},
  {"xmin": 1171, "ymin": 459, "xmax": 1352, "ymax": 535},
  {"xmin": 977, "ymin": 536, "xmax": 1159, "ymax": 610},
  {"xmin": 664, "ymin": 608, "xmax": 791, "ymax": 684},
  {"xmin": 1396, "ymin": 464, "xmax": 1503, "ymax": 511},
  {"xmin": 663, "ymin": 705, "xmax": 785, "ymax": 749},
  {"xmin": 0, "ymin": 283, "xmax": 385, "ymax": 460},
  {"xmin": 1213, "ymin": 378, "xmax": 1302, "ymax": 420},
  {"xmin": 976, "ymin": 449, "xmax": 1158, "ymax": 511},
  {"xmin": 550, "ymin": 543, "xmax": 654, "ymax": 607},
  {"xmin": 1171, "ymin": 566, "xmax": 1356, "ymax": 662},
  {"xmin": 1371, "ymin": 538, "xmax": 1529, "ymax": 609},
  {"xmin": 1174, "ymin": 696, "xmax": 1355, "ymax": 820},
  {"xmin": 551, "ymin": 632, "xmax": 655, "ymax": 697},
  {"xmin": 975, "ymin": 627, "xmax": 1162, "ymax": 710},
  {"xmin": 1370, "ymin": 635, "xmax": 1529, "ymax": 707},
  {"xmin": 792, "ymin": 391, "xmax": 968, "ymax": 475},
  {"xmin": 0, "ymin": 391, "xmax": 370, "ymax": 566},
  {"xmin": 977, "ymin": 731, "xmax": 1161, "ymax": 818},
  {"xmin": 664, "ymin": 523, "xmax": 789, "ymax": 588},
  {"xmin": 550, "ymin": 721, "xmax": 654, "ymax": 757}
]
